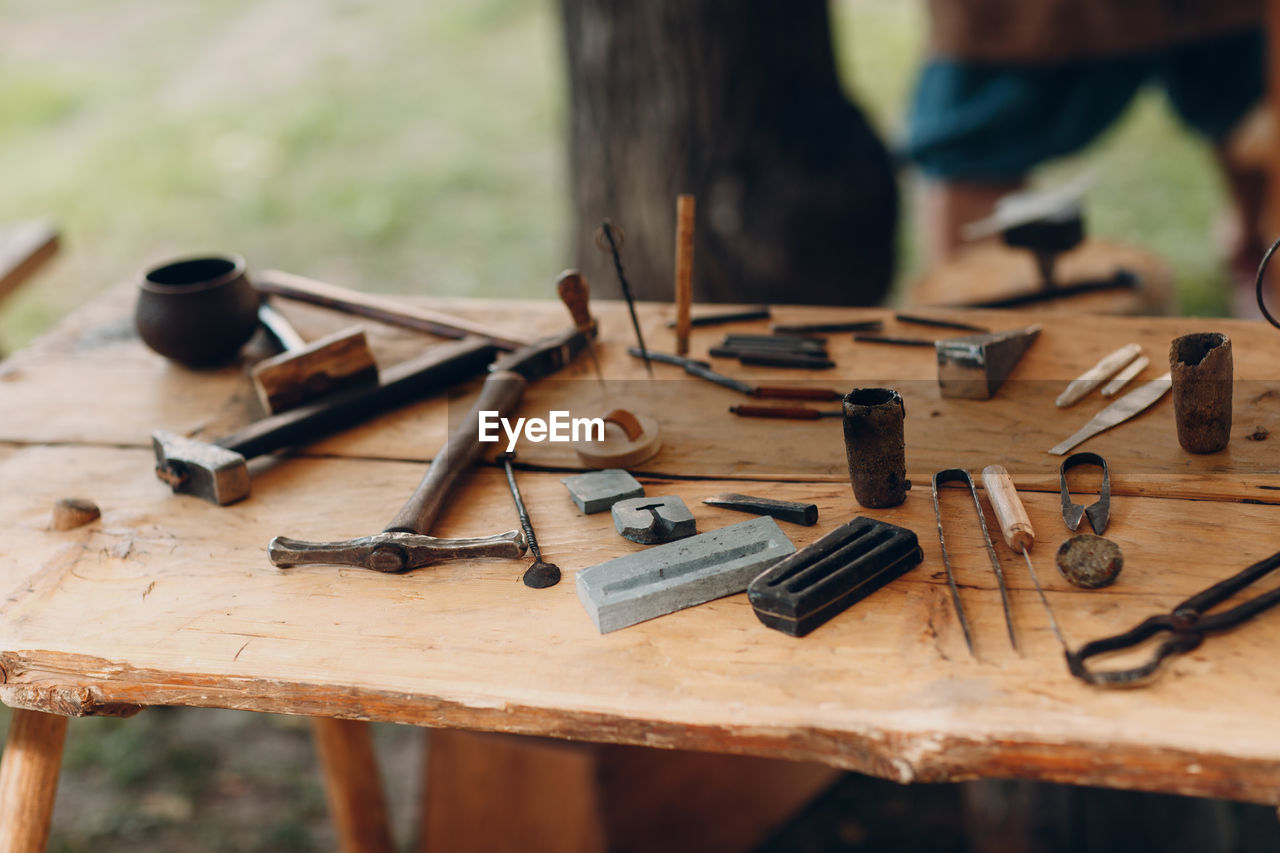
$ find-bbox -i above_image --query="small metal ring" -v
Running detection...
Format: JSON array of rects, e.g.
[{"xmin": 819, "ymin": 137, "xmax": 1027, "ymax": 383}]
[{"xmin": 1255, "ymin": 235, "xmax": 1280, "ymax": 330}]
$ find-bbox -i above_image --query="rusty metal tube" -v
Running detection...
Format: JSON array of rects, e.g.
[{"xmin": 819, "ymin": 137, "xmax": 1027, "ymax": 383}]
[
  {"xmin": 1169, "ymin": 332, "xmax": 1233, "ymax": 454},
  {"xmin": 842, "ymin": 387, "xmax": 907, "ymax": 508}
]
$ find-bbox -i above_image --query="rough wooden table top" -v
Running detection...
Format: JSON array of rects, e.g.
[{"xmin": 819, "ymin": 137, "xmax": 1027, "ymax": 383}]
[{"xmin": 3, "ymin": 285, "xmax": 1280, "ymax": 804}]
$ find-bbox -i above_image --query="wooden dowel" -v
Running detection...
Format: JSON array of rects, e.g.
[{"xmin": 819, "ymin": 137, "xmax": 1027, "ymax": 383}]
[
  {"xmin": 674, "ymin": 195, "xmax": 695, "ymax": 355},
  {"xmin": 0, "ymin": 709, "xmax": 69, "ymax": 853}
]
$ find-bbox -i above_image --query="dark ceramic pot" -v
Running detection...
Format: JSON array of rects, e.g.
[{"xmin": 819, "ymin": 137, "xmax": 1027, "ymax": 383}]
[{"xmin": 134, "ymin": 254, "xmax": 260, "ymax": 366}]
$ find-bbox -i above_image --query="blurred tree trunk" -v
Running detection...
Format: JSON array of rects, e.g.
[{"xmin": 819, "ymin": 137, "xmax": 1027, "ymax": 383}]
[{"xmin": 560, "ymin": 0, "xmax": 898, "ymax": 306}]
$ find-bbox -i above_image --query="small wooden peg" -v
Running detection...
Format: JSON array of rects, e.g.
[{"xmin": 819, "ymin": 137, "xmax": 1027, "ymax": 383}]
[
  {"xmin": 52, "ymin": 497, "xmax": 100, "ymax": 530},
  {"xmin": 674, "ymin": 194, "xmax": 696, "ymax": 355}
]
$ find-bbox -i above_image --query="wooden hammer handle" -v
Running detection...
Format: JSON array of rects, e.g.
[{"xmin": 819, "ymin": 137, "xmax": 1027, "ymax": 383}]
[
  {"xmin": 384, "ymin": 369, "xmax": 527, "ymax": 535},
  {"xmin": 256, "ymin": 269, "xmax": 534, "ymax": 352}
]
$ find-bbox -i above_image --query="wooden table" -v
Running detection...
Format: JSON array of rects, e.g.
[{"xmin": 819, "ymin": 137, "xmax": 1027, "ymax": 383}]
[{"xmin": 3, "ymin": 286, "xmax": 1280, "ymax": 849}]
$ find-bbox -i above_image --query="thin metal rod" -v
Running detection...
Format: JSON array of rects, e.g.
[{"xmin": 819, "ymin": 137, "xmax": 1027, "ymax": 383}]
[
  {"xmin": 500, "ymin": 454, "xmax": 542, "ymax": 562},
  {"xmin": 599, "ymin": 220, "xmax": 653, "ymax": 376},
  {"xmin": 1020, "ymin": 547, "xmax": 1068, "ymax": 650}
]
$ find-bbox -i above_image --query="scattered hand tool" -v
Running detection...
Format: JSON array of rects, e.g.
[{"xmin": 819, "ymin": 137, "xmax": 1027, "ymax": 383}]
[
  {"xmin": 1048, "ymin": 372, "xmax": 1172, "ymax": 455},
  {"xmin": 701, "ymin": 493, "xmax": 818, "ymax": 526},
  {"xmin": 667, "ymin": 307, "xmax": 771, "ymax": 328},
  {"xmin": 674, "ymin": 194, "xmax": 695, "ymax": 355},
  {"xmin": 1067, "ymin": 548, "xmax": 1280, "ymax": 687},
  {"xmin": 733, "ymin": 351, "xmax": 835, "ymax": 370},
  {"xmin": 748, "ymin": 517, "xmax": 923, "ymax": 637},
  {"xmin": 612, "ymin": 495, "xmax": 696, "ymax": 544},
  {"xmin": 1055, "ymin": 343, "xmax": 1142, "ymax": 408},
  {"xmin": 1059, "ymin": 452, "xmax": 1110, "ymax": 534},
  {"xmin": 729, "ymin": 405, "xmax": 842, "ymax": 420},
  {"xmin": 596, "ymin": 220, "xmax": 651, "ymax": 376},
  {"xmin": 252, "ymin": 302, "xmax": 379, "ymax": 414},
  {"xmin": 936, "ymin": 325, "xmax": 1041, "ymax": 400},
  {"xmin": 51, "ymin": 497, "xmax": 100, "ymax": 531},
  {"xmin": 255, "ymin": 269, "xmax": 533, "ymax": 351},
  {"xmin": 712, "ymin": 333, "xmax": 834, "ymax": 368},
  {"xmin": 771, "ymin": 320, "xmax": 882, "ymax": 335},
  {"xmin": 1056, "ymin": 534, "xmax": 1123, "ymax": 589},
  {"xmin": 573, "ymin": 408, "xmax": 661, "ymax": 468},
  {"xmin": 843, "ymin": 388, "xmax": 908, "ymax": 509},
  {"xmin": 854, "ymin": 334, "xmax": 936, "ymax": 348},
  {"xmin": 153, "ymin": 337, "xmax": 495, "ymax": 505},
  {"xmin": 981, "ymin": 464, "xmax": 1068, "ymax": 651},
  {"xmin": 1170, "ymin": 332, "xmax": 1233, "ymax": 454},
  {"xmin": 720, "ymin": 334, "xmax": 827, "ymax": 351},
  {"xmin": 555, "ymin": 269, "xmax": 604, "ymax": 388},
  {"xmin": 894, "ymin": 314, "xmax": 988, "ymax": 334},
  {"xmin": 1101, "ymin": 354, "xmax": 1149, "ymax": 397},
  {"xmin": 575, "ymin": 516, "xmax": 795, "ymax": 633},
  {"xmin": 628, "ymin": 347, "xmax": 842, "ymax": 401},
  {"xmin": 931, "ymin": 469, "xmax": 1014, "ymax": 656},
  {"xmin": 561, "ymin": 469, "xmax": 645, "ymax": 514},
  {"xmin": 498, "ymin": 452, "xmax": 561, "ymax": 589},
  {"xmin": 268, "ymin": 323, "xmax": 593, "ymax": 571}
]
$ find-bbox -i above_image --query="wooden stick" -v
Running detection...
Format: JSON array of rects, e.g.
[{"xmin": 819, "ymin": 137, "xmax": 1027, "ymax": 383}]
[
  {"xmin": 674, "ymin": 195, "xmax": 695, "ymax": 355},
  {"xmin": 310, "ymin": 717, "xmax": 395, "ymax": 853},
  {"xmin": 0, "ymin": 709, "xmax": 68, "ymax": 853},
  {"xmin": 256, "ymin": 269, "xmax": 534, "ymax": 352}
]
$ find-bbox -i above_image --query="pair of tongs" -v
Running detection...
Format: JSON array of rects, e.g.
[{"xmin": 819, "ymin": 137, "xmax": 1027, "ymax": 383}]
[{"xmin": 1067, "ymin": 549, "xmax": 1280, "ymax": 686}]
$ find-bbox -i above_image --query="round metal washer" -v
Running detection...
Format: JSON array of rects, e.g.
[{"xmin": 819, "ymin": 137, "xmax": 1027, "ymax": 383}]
[{"xmin": 1056, "ymin": 534, "xmax": 1123, "ymax": 589}]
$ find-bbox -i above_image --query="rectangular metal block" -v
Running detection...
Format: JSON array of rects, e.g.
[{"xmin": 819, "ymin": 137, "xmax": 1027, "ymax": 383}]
[
  {"xmin": 748, "ymin": 517, "xmax": 922, "ymax": 637},
  {"xmin": 576, "ymin": 516, "xmax": 795, "ymax": 634}
]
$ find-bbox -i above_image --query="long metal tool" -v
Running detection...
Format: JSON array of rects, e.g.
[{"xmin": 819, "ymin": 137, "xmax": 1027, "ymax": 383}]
[
  {"xmin": 499, "ymin": 452, "xmax": 561, "ymax": 589},
  {"xmin": 981, "ymin": 465, "xmax": 1068, "ymax": 651},
  {"xmin": 269, "ymin": 324, "xmax": 593, "ymax": 572},
  {"xmin": 1048, "ymin": 372, "xmax": 1172, "ymax": 455},
  {"xmin": 628, "ymin": 347, "xmax": 841, "ymax": 401},
  {"xmin": 1068, "ymin": 549, "xmax": 1280, "ymax": 686},
  {"xmin": 931, "ymin": 469, "xmax": 1016, "ymax": 656},
  {"xmin": 597, "ymin": 220, "xmax": 651, "ymax": 376}
]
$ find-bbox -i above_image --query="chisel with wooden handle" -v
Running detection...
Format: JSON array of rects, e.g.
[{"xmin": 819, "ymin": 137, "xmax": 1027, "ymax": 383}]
[{"xmin": 981, "ymin": 464, "xmax": 1067, "ymax": 649}]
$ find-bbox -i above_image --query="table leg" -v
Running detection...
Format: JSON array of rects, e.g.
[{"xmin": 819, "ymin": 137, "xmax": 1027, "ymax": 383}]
[
  {"xmin": 311, "ymin": 717, "xmax": 395, "ymax": 853},
  {"xmin": 0, "ymin": 709, "xmax": 69, "ymax": 853},
  {"xmin": 418, "ymin": 729, "xmax": 840, "ymax": 853}
]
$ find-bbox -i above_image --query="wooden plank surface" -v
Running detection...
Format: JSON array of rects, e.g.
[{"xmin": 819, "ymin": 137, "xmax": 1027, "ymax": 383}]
[
  {"xmin": 5, "ymin": 288, "xmax": 1280, "ymax": 802},
  {"xmin": 3, "ymin": 286, "xmax": 1280, "ymax": 502},
  {"xmin": 2, "ymin": 442, "xmax": 1280, "ymax": 802}
]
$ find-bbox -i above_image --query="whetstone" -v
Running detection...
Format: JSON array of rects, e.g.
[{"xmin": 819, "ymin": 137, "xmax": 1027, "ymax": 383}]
[{"xmin": 576, "ymin": 516, "xmax": 795, "ymax": 634}]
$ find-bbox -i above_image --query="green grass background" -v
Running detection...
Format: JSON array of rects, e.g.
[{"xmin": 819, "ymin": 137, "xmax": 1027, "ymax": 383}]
[{"xmin": 0, "ymin": 0, "xmax": 1247, "ymax": 848}]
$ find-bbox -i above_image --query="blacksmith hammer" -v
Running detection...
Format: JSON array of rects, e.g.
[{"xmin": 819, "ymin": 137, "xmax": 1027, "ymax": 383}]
[
  {"xmin": 268, "ymin": 323, "xmax": 595, "ymax": 572},
  {"xmin": 252, "ymin": 302, "xmax": 379, "ymax": 414},
  {"xmin": 153, "ymin": 336, "xmax": 496, "ymax": 505}
]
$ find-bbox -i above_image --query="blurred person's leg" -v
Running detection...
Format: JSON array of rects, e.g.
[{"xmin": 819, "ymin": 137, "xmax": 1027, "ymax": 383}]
[{"xmin": 1159, "ymin": 26, "xmax": 1267, "ymax": 315}]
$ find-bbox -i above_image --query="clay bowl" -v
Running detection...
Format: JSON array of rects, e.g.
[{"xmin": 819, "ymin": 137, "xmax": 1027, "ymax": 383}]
[{"xmin": 134, "ymin": 254, "xmax": 260, "ymax": 366}]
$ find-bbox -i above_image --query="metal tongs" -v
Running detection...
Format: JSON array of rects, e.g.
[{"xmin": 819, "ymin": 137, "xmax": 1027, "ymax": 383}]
[{"xmin": 1067, "ymin": 549, "xmax": 1280, "ymax": 687}]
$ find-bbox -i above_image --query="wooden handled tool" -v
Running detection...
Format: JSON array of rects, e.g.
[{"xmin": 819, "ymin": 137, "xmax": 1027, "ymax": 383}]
[
  {"xmin": 556, "ymin": 269, "xmax": 603, "ymax": 386},
  {"xmin": 255, "ymin": 269, "xmax": 534, "ymax": 351},
  {"xmin": 268, "ymin": 324, "xmax": 595, "ymax": 572},
  {"xmin": 981, "ymin": 464, "xmax": 1067, "ymax": 649},
  {"xmin": 252, "ymin": 302, "xmax": 379, "ymax": 414},
  {"xmin": 674, "ymin": 194, "xmax": 695, "ymax": 355}
]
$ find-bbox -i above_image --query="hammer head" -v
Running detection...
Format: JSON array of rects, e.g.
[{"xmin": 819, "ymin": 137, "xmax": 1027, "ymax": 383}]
[
  {"xmin": 152, "ymin": 429, "xmax": 250, "ymax": 505},
  {"xmin": 251, "ymin": 326, "xmax": 379, "ymax": 414}
]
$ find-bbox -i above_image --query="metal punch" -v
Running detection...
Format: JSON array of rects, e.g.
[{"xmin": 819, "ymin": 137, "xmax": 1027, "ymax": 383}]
[
  {"xmin": 931, "ymin": 469, "xmax": 1017, "ymax": 656},
  {"xmin": 1059, "ymin": 452, "xmax": 1110, "ymax": 534},
  {"xmin": 1067, "ymin": 549, "xmax": 1280, "ymax": 687}
]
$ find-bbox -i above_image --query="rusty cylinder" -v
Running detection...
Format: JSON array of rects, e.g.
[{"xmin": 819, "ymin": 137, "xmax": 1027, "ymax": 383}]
[
  {"xmin": 1170, "ymin": 332, "xmax": 1233, "ymax": 454},
  {"xmin": 842, "ymin": 387, "xmax": 907, "ymax": 508}
]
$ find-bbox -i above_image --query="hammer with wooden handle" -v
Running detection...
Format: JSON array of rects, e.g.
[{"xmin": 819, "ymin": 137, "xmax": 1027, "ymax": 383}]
[
  {"xmin": 268, "ymin": 322, "xmax": 596, "ymax": 572},
  {"xmin": 153, "ymin": 336, "xmax": 495, "ymax": 505}
]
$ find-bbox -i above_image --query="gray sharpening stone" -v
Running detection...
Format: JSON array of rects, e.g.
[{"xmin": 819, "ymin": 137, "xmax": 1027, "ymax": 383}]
[
  {"xmin": 560, "ymin": 469, "xmax": 644, "ymax": 514},
  {"xmin": 611, "ymin": 495, "xmax": 696, "ymax": 544},
  {"xmin": 576, "ymin": 516, "xmax": 796, "ymax": 634}
]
